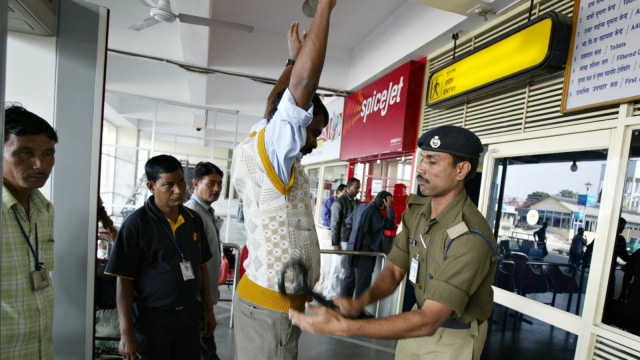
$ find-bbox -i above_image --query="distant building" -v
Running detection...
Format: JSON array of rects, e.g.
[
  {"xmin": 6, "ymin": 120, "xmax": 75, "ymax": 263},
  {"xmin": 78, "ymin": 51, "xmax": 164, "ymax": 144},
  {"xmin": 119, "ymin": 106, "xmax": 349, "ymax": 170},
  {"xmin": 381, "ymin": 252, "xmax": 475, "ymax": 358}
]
[{"xmin": 517, "ymin": 195, "xmax": 640, "ymax": 244}]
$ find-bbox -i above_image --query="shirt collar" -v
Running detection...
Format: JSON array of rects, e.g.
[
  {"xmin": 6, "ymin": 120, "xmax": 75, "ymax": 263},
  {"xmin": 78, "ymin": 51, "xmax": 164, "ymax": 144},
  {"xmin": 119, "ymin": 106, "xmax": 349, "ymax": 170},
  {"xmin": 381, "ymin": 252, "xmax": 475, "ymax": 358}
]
[
  {"xmin": 423, "ymin": 189, "xmax": 468, "ymax": 229},
  {"xmin": 190, "ymin": 194, "xmax": 213, "ymax": 214},
  {"xmin": 2, "ymin": 183, "xmax": 47, "ymax": 217},
  {"xmin": 145, "ymin": 195, "xmax": 191, "ymax": 221},
  {"xmin": 2, "ymin": 184, "xmax": 19, "ymax": 209}
]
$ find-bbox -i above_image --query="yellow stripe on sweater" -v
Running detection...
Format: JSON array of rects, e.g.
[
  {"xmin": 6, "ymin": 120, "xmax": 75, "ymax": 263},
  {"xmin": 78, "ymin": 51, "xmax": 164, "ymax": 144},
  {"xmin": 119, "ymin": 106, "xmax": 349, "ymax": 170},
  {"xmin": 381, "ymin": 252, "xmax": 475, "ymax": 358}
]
[
  {"xmin": 236, "ymin": 276, "xmax": 309, "ymax": 313},
  {"xmin": 257, "ymin": 128, "xmax": 295, "ymax": 195}
]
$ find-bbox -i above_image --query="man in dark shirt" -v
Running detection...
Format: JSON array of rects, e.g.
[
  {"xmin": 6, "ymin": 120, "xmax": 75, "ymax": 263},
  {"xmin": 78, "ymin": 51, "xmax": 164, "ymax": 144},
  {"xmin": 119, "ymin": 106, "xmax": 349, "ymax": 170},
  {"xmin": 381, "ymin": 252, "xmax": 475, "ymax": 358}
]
[
  {"xmin": 604, "ymin": 217, "xmax": 631, "ymax": 325},
  {"xmin": 105, "ymin": 154, "xmax": 214, "ymax": 360},
  {"xmin": 345, "ymin": 191, "xmax": 395, "ymax": 298},
  {"xmin": 533, "ymin": 221, "xmax": 549, "ymax": 258},
  {"xmin": 321, "ymin": 184, "xmax": 346, "ymax": 228},
  {"xmin": 328, "ymin": 178, "xmax": 360, "ymax": 297}
]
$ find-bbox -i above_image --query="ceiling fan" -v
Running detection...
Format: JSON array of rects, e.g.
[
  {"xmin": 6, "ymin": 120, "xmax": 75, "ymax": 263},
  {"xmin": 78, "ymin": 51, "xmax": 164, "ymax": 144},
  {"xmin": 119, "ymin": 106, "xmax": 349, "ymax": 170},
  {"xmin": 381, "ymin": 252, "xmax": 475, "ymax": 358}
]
[{"xmin": 128, "ymin": 0, "xmax": 254, "ymax": 33}]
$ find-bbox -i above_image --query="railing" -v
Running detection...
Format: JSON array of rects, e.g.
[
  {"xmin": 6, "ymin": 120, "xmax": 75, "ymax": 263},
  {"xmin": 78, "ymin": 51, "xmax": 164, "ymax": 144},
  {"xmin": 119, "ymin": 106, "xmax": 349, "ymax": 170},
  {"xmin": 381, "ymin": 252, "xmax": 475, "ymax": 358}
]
[
  {"xmin": 221, "ymin": 242, "xmax": 241, "ymax": 328},
  {"xmin": 318, "ymin": 249, "xmax": 388, "ymax": 318},
  {"xmin": 220, "ymin": 246, "xmax": 406, "ymax": 326}
]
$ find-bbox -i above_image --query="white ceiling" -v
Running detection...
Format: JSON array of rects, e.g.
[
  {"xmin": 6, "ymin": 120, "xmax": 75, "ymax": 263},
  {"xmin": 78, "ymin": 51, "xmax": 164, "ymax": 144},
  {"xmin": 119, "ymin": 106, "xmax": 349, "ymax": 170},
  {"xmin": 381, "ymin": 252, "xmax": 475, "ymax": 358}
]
[{"xmin": 84, "ymin": 0, "xmax": 527, "ymax": 148}]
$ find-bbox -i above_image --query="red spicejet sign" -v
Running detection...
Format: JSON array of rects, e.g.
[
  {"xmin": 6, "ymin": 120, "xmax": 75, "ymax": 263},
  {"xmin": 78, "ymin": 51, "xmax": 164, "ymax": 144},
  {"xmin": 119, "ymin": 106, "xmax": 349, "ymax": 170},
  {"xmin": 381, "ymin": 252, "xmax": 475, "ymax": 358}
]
[{"xmin": 341, "ymin": 59, "xmax": 426, "ymax": 160}]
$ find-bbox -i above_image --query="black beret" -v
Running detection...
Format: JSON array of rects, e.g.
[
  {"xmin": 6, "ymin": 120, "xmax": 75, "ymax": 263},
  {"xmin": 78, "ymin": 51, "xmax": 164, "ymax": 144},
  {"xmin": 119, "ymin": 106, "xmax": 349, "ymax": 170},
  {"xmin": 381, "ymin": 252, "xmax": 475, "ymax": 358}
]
[{"xmin": 417, "ymin": 125, "xmax": 483, "ymax": 159}]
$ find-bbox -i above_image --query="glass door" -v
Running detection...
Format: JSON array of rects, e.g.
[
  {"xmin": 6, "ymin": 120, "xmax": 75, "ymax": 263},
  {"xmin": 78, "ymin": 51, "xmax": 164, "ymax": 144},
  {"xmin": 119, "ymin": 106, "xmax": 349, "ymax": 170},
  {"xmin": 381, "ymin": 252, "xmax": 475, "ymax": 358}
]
[{"xmin": 479, "ymin": 129, "xmax": 614, "ymax": 359}]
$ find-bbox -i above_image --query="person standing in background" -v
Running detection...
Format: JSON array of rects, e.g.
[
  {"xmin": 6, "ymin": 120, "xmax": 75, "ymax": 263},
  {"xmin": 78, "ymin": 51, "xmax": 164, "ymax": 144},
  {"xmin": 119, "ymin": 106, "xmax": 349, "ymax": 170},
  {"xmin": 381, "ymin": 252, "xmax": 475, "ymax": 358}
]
[
  {"xmin": 345, "ymin": 191, "xmax": 395, "ymax": 299},
  {"xmin": 533, "ymin": 221, "xmax": 549, "ymax": 258},
  {"xmin": 569, "ymin": 227, "xmax": 587, "ymax": 267},
  {"xmin": 328, "ymin": 177, "xmax": 360, "ymax": 297},
  {"xmin": 184, "ymin": 161, "xmax": 224, "ymax": 360},
  {"xmin": 604, "ymin": 217, "xmax": 631, "ymax": 325},
  {"xmin": 321, "ymin": 184, "xmax": 346, "ymax": 228},
  {"xmin": 105, "ymin": 154, "xmax": 214, "ymax": 360},
  {"xmin": 317, "ymin": 183, "xmax": 346, "ymax": 297},
  {"xmin": 2, "ymin": 104, "xmax": 58, "ymax": 359}
]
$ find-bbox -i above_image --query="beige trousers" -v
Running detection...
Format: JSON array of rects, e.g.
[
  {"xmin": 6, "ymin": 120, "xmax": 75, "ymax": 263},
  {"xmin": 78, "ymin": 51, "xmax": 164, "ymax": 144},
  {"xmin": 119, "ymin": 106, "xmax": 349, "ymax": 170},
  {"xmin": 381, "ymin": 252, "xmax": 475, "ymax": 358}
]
[{"xmin": 394, "ymin": 319, "xmax": 488, "ymax": 360}]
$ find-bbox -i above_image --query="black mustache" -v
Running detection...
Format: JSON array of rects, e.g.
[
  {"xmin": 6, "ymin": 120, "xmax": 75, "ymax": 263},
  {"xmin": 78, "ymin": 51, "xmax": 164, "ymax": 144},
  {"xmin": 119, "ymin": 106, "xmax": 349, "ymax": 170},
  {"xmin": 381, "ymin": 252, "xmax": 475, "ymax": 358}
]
[{"xmin": 416, "ymin": 174, "xmax": 429, "ymax": 184}]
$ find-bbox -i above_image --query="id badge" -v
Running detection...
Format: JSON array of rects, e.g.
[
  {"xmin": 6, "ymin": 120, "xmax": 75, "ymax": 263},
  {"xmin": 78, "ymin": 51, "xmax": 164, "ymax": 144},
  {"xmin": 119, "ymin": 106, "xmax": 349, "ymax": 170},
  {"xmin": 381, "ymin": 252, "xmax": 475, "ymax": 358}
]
[
  {"xmin": 409, "ymin": 254, "xmax": 419, "ymax": 284},
  {"xmin": 31, "ymin": 268, "xmax": 50, "ymax": 291},
  {"xmin": 180, "ymin": 260, "xmax": 195, "ymax": 281}
]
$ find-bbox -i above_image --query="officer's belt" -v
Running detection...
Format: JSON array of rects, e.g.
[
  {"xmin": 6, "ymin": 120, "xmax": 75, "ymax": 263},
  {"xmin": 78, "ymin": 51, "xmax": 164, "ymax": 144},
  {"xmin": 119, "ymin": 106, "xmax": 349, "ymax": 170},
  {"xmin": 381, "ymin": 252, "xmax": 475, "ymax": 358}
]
[
  {"xmin": 440, "ymin": 318, "xmax": 484, "ymax": 329},
  {"xmin": 415, "ymin": 303, "xmax": 483, "ymax": 329}
]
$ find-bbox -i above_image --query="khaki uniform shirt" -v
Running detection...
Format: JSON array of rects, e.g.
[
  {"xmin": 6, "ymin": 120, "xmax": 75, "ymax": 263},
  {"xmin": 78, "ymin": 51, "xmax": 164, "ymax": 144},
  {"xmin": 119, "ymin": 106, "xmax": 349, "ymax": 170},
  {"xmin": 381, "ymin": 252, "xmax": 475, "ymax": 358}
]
[{"xmin": 388, "ymin": 190, "xmax": 497, "ymax": 323}]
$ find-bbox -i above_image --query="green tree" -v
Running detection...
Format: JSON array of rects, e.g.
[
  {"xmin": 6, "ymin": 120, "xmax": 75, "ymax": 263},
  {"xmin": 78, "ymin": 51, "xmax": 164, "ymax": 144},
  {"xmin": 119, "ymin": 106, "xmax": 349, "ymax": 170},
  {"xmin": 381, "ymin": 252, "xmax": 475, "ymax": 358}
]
[
  {"xmin": 558, "ymin": 189, "xmax": 577, "ymax": 198},
  {"xmin": 527, "ymin": 191, "xmax": 549, "ymax": 200}
]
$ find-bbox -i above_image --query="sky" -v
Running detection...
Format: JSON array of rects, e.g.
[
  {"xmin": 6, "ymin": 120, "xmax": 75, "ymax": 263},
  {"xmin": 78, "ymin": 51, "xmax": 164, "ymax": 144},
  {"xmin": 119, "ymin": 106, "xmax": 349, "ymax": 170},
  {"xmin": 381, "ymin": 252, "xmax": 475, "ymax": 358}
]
[{"xmin": 502, "ymin": 161, "xmax": 605, "ymax": 200}]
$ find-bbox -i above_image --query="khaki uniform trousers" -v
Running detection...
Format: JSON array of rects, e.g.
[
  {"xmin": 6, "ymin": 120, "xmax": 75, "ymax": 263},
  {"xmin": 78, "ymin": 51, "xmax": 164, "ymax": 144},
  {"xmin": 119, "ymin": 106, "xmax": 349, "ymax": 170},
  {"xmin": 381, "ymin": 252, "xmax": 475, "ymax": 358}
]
[{"xmin": 394, "ymin": 319, "xmax": 488, "ymax": 360}]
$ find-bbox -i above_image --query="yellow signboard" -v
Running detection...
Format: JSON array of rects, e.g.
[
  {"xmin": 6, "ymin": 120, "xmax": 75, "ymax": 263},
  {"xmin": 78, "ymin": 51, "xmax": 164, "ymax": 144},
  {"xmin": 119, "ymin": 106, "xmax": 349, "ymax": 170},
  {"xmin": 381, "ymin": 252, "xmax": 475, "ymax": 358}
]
[{"xmin": 427, "ymin": 11, "xmax": 571, "ymax": 108}]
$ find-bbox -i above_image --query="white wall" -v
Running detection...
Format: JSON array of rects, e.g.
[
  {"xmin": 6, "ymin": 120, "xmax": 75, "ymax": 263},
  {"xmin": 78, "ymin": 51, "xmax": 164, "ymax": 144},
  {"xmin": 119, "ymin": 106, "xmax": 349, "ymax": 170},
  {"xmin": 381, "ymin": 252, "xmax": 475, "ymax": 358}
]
[
  {"xmin": 5, "ymin": 32, "xmax": 56, "ymax": 117},
  {"xmin": 5, "ymin": 32, "xmax": 57, "ymax": 199}
]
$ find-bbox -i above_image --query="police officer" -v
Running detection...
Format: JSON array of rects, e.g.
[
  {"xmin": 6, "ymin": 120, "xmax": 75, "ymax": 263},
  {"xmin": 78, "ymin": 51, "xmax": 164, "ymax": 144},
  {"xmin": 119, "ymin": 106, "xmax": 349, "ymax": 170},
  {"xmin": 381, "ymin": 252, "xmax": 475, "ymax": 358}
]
[{"xmin": 289, "ymin": 125, "xmax": 498, "ymax": 360}]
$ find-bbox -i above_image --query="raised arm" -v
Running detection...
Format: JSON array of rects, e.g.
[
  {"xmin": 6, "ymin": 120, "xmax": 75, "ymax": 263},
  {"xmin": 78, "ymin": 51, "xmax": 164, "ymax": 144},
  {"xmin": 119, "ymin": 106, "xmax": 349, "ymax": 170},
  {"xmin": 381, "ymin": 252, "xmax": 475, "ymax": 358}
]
[
  {"xmin": 288, "ymin": 0, "xmax": 336, "ymax": 108},
  {"xmin": 263, "ymin": 21, "xmax": 307, "ymax": 119}
]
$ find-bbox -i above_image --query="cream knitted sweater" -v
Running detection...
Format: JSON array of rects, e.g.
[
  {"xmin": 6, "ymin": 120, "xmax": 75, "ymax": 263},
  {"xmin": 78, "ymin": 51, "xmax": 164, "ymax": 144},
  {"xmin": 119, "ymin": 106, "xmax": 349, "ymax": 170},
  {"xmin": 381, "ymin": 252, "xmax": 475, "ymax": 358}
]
[{"xmin": 231, "ymin": 128, "xmax": 320, "ymax": 293}]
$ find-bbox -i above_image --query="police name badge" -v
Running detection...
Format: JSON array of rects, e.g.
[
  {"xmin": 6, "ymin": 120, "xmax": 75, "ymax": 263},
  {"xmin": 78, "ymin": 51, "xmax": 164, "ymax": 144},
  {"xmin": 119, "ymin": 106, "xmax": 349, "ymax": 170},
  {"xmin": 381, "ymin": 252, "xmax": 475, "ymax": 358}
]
[
  {"xmin": 180, "ymin": 260, "xmax": 195, "ymax": 281},
  {"xmin": 31, "ymin": 268, "xmax": 50, "ymax": 291}
]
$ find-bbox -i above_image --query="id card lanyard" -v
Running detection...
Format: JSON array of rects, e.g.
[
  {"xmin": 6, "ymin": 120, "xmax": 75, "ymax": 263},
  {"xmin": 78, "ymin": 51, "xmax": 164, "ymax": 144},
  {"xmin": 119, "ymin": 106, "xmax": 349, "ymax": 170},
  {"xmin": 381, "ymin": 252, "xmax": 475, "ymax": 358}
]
[
  {"xmin": 158, "ymin": 217, "xmax": 195, "ymax": 281},
  {"xmin": 12, "ymin": 207, "xmax": 43, "ymax": 270},
  {"xmin": 12, "ymin": 207, "xmax": 50, "ymax": 291}
]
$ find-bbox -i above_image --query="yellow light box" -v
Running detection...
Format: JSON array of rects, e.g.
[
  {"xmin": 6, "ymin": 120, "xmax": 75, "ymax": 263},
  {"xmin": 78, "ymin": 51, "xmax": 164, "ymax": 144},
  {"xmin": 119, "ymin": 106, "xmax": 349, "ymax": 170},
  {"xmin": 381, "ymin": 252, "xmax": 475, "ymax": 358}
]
[{"xmin": 427, "ymin": 11, "xmax": 572, "ymax": 108}]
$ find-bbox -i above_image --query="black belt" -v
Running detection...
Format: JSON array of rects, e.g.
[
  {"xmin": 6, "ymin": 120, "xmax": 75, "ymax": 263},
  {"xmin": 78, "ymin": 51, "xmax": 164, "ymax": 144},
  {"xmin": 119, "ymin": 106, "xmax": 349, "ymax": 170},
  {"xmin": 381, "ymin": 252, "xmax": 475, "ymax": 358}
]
[{"xmin": 441, "ymin": 318, "xmax": 484, "ymax": 329}]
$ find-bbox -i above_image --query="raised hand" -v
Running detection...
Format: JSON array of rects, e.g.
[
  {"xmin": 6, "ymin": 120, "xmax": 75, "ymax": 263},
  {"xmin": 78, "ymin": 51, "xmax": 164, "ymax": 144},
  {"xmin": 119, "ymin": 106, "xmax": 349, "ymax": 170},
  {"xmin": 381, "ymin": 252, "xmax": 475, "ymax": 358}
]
[{"xmin": 288, "ymin": 21, "xmax": 307, "ymax": 61}]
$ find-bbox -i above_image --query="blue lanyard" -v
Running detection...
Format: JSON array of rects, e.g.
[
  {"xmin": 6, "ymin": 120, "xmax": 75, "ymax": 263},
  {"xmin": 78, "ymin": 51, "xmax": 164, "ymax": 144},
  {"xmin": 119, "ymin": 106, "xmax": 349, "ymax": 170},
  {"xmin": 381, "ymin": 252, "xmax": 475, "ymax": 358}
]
[
  {"xmin": 12, "ymin": 206, "xmax": 43, "ymax": 270},
  {"xmin": 157, "ymin": 216, "xmax": 185, "ymax": 260}
]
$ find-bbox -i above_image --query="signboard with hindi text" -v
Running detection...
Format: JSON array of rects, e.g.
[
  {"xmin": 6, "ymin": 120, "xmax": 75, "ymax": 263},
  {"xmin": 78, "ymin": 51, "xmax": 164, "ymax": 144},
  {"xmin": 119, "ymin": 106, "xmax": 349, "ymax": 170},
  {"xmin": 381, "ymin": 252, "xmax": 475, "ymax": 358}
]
[{"xmin": 561, "ymin": 0, "xmax": 640, "ymax": 113}]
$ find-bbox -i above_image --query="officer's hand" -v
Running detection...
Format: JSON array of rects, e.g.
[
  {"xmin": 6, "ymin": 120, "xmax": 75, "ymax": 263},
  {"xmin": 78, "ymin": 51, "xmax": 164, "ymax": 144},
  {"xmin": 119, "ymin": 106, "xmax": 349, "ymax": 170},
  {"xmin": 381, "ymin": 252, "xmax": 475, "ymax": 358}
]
[
  {"xmin": 332, "ymin": 296, "xmax": 363, "ymax": 318},
  {"xmin": 289, "ymin": 302, "xmax": 348, "ymax": 336}
]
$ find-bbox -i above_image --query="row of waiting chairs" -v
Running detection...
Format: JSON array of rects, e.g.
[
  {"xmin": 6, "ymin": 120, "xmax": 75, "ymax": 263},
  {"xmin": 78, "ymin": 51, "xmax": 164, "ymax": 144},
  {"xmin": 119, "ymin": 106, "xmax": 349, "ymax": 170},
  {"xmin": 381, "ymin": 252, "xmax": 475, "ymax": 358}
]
[{"xmin": 495, "ymin": 252, "xmax": 580, "ymax": 312}]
